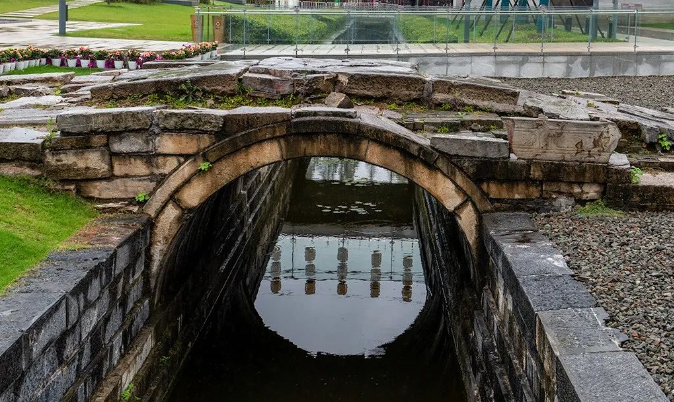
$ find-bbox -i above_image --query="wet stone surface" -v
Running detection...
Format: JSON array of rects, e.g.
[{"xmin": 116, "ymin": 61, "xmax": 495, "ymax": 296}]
[{"xmin": 533, "ymin": 211, "xmax": 674, "ymax": 401}]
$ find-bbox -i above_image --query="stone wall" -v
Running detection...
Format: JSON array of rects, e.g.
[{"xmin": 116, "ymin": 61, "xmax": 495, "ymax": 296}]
[
  {"xmin": 90, "ymin": 161, "xmax": 298, "ymax": 402},
  {"xmin": 415, "ymin": 191, "xmax": 669, "ymax": 402},
  {"xmin": 0, "ymin": 215, "xmax": 150, "ymax": 402},
  {"xmin": 481, "ymin": 212, "xmax": 669, "ymax": 402}
]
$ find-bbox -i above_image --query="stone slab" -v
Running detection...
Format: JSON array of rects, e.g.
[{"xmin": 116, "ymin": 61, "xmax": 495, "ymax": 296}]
[
  {"xmin": 557, "ymin": 352, "xmax": 669, "ymax": 402},
  {"xmin": 44, "ymin": 148, "xmax": 112, "ymax": 180},
  {"xmin": 430, "ymin": 133, "xmax": 509, "ymax": 159},
  {"xmin": 0, "ymin": 128, "xmax": 45, "ymax": 162},
  {"xmin": 0, "ymin": 95, "xmax": 64, "ymax": 110},
  {"xmin": 504, "ymin": 116, "xmax": 620, "ymax": 163},
  {"xmin": 523, "ymin": 93, "xmax": 591, "ymax": 121},
  {"xmin": 292, "ymin": 107, "xmax": 357, "ymax": 119},
  {"xmin": 537, "ymin": 308, "xmax": 622, "ymax": 356},
  {"xmin": 57, "ymin": 107, "xmax": 155, "ymax": 134},
  {"xmin": 0, "ymin": 72, "xmax": 75, "ymax": 86},
  {"xmin": 429, "ymin": 77, "xmax": 521, "ymax": 113}
]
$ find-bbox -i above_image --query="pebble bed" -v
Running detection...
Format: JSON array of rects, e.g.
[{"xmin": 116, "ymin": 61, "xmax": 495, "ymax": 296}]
[
  {"xmin": 501, "ymin": 76, "xmax": 674, "ymax": 110},
  {"xmin": 533, "ymin": 211, "xmax": 674, "ymax": 401}
]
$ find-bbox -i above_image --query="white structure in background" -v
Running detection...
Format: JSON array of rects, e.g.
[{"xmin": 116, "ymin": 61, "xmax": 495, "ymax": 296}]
[{"xmin": 274, "ymin": 0, "xmax": 300, "ymax": 7}]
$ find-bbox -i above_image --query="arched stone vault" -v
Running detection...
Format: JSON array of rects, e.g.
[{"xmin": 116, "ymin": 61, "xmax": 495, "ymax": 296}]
[{"xmin": 143, "ymin": 109, "xmax": 493, "ymax": 294}]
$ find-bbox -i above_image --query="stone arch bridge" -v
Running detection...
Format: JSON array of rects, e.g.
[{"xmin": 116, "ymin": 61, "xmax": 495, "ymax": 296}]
[{"xmin": 1, "ymin": 58, "xmax": 666, "ymax": 402}]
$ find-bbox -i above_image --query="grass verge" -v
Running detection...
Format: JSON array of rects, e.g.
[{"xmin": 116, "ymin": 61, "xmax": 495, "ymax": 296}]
[
  {"xmin": 0, "ymin": 176, "xmax": 97, "ymax": 291},
  {"xmin": 0, "ymin": 0, "xmax": 61, "ymax": 14},
  {"xmin": 576, "ymin": 200, "xmax": 624, "ymax": 217},
  {"xmin": 3, "ymin": 65, "xmax": 103, "ymax": 76}
]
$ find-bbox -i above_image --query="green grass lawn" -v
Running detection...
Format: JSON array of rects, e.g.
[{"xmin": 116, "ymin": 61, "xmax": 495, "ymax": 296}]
[
  {"xmin": 400, "ymin": 15, "xmax": 616, "ymax": 43},
  {"xmin": 3, "ymin": 65, "xmax": 103, "ymax": 76},
  {"xmin": 39, "ymin": 2, "xmax": 195, "ymax": 42},
  {"xmin": 0, "ymin": 176, "xmax": 96, "ymax": 291},
  {"xmin": 642, "ymin": 23, "xmax": 674, "ymax": 30},
  {"xmin": 0, "ymin": 0, "xmax": 61, "ymax": 14}
]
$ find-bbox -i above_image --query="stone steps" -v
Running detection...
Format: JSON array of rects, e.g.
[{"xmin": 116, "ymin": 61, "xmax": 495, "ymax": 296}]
[{"xmin": 607, "ymin": 172, "xmax": 674, "ymax": 210}]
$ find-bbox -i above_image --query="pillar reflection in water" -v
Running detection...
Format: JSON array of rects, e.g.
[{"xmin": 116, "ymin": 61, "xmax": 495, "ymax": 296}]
[
  {"xmin": 256, "ymin": 158, "xmax": 426, "ymax": 356},
  {"xmin": 270, "ymin": 245, "xmax": 282, "ymax": 294},
  {"xmin": 305, "ymin": 246, "xmax": 316, "ymax": 295}
]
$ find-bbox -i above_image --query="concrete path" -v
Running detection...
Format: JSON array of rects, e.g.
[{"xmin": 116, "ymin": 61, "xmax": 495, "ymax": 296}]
[
  {"xmin": 222, "ymin": 37, "xmax": 674, "ymax": 58},
  {"xmin": 0, "ymin": 0, "xmax": 102, "ymax": 19},
  {"xmin": 0, "ymin": 20, "xmax": 187, "ymax": 51}
]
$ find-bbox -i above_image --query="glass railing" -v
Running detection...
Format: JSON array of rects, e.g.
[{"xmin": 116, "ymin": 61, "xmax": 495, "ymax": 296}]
[{"xmin": 193, "ymin": 7, "xmax": 674, "ymax": 55}]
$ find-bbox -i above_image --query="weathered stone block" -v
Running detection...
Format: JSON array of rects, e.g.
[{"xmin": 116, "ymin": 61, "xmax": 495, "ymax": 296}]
[
  {"xmin": 222, "ymin": 107, "xmax": 291, "ymax": 135},
  {"xmin": 293, "ymin": 73, "xmax": 336, "ymax": 96},
  {"xmin": 452, "ymin": 158, "xmax": 530, "ymax": 181},
  {"xmin": 557, "ymin": 352, "xmax": 669, "ymax": 402},
  {"xmin": 504, "ymin": 116, "xmax": 621, "ymax": 163},
  {"xmin": 78, "ymin": 177, "xmax": 159, "ymax": 199},
  {"xmin": 428, "ymin": 78, "xmax": 521, "ymax": 113},
  {"xmin": 49, "ymin": 135, "xmax": 108, "ymax": 151},
  {"xmin": 112, "ymin": 155, "xmax": 183, "ymax": 177},
  {"xmin": 109, "ymin": 132, "xmax": 154, "ymax": 154},
  {"xmin": 430, "ymin": 134, "xmax": 509, "ymax": 159},
  {"xmin": 57, "ymin": 107, "xmax": 154, "ymax": 134},
  {"xmin": 44, "ymin": 148, "xmax": 111, "ymax": 180},
  {"xmin": 522, "ymin": 93, "xmax": 591, "ymax": 121},
  {"xmin": 0, "ymin": 72, "xmax": 75, "ymax": 86},
  {"xmin": 155, "ymin": 110, "xmax": 226, "ymax": 132},
  {"xmin": 530, "ymin": 160, "xmax": 607, "ymax": 183},
  {"xmin": 154, "ymin": 134, "xmax": 215, "ymax": 155},
  {"xmin": 0, "ymin": 128, "xmax": 45, "ymax": 162},
  {"xmin": 542, "ymin": 182, "xmax": 604, "ymax": 200},
  {"xmin": 241, "ymin": 73, "xmax": 294, "ymax": 99},
  {"xmin": 335, "ymin": 72, "xmax": 426, "ymax": 102},
  {"xmin": 481, "ymin": 181, "xmax": 541, "ymax": 199},
  {"xmin": 324, "ymin": 92, "xmax": 353, "ymax": 109},
  {"xmin": 0, "ymin": 161, "xmax": 43, "ymax": 177},
  {"xmin": 293, "ymin": 107, "xmax": 357, "ymax": 119}
]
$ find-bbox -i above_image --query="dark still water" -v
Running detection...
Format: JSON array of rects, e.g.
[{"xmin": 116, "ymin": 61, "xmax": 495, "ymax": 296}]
[{"xmin": 166, "ymin": 158, "xmax": 467, "ymax": 402}]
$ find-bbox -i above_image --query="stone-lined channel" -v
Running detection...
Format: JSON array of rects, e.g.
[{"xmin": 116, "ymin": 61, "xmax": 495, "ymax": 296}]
[{"xmin": 164, "ymin": 158, "xmax": 467, "ymax": 402}]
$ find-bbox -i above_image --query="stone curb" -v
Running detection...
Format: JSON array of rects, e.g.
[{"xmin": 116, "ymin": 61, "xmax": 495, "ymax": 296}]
[{"xmin": 482, "ymin": 212, "xmax": 669, "ymax": 402}]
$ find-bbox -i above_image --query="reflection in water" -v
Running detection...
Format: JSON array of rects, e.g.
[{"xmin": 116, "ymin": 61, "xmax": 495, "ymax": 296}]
[{"xmin": 165, "ymin": 158, "xmax": 467, "ymax": 402}]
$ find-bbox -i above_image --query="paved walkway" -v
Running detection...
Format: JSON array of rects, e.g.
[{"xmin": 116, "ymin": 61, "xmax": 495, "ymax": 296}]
[
  {"xmin": 0, "ymin": 20, "xmax": 187, "ymax": 51},
  {"xmin": 0, "ymin": 0, "xmax": 102, "ymax": 19},
  {"xmin": 222, "ymin": 37, "xmax": 674, "ymax": 58}
]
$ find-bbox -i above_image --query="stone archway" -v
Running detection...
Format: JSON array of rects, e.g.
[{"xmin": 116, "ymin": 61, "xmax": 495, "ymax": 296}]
[{"xmin": 143, "ymin": 110, "xmax": 492, "ymax": 295}]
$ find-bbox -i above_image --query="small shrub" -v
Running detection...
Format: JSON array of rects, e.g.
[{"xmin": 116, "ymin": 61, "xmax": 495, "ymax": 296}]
[
  {"xmin": 437, "ymin": 125, "xmax": 450, "ymax": 134},
  {"xmin": 657, "ymin": 132, "xmax": 671, "ymax": 152},
  {"xmin": 135, "ymin": 193, "xmax": 150, "ymax": 203},
  {"xmin": 463, "ymin": 105, "xmax": 475, "ymax": 113},
  {"xmin": 121, "ymin": 383, "xmax": 134, "ymax": 401},
  {"xmin": 630, "ymin": 167, "xmax": 644, "ymax": 184},
  {"xmin": 576, "ymin": 200, "xmax": 624, "ymax": 217},
  {"xmin": 199, "ymin": 162, "xmax": 212, "ymax": 172}
]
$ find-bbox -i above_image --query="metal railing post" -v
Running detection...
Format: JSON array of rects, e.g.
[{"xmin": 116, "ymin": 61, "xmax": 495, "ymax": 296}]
[
  {"xmin": 587, "ymin": 9, "xmax": 592, "ymax": 53},
  {"xmin": 634, "ymin": 9, "xmax": 639, "ymax": 53},
  {"xmin": 243, "ymin": 9, "xmax": 247, "ymax": 58},
  {"xmin": 445, "ymin": 8, "xmax": 450, "ymax": 54},
  {"xmin": 294, "ymin": 7, "xmax": 299, "ymax": 57}
]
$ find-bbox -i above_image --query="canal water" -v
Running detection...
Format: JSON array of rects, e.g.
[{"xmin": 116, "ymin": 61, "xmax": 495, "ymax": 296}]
[{"xmin": 166, "ymin": 158, "xmax": 467, "ymax": 402}]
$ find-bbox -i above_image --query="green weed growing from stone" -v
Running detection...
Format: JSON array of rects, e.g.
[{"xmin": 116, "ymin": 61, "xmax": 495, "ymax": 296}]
[
  {"xmin": 657, "ymin": 132, "xmax": 671, "ymax": 152},
  {"xmin": 437, "ymin": 125, "xmax": 450, "ymax": 134},
  {"xmin": 463, "ymin": 105, "xmax": 475, "ymax": 113},
  {"xmin": 576, "ymin": 200, "xmax": 624, "ymax": 217},
  {"xmin": 121, "ymin": 383, "xmax": 134, "ymax": 401},
  {"xmin": 135, "ymin": 193, "xmax": 150, "ymax": 203},
  {"xmin": 199, "ymin": 162, "xmax": 213, "ymax": 172},
  {"xmin": 630, "ymin": 167, "xmax": 644, "ymax": 184}
]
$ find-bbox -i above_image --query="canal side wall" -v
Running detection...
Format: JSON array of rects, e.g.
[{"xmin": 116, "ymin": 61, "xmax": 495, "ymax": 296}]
[
  {"xmin": 89, "ymin": 161, "xmax": 298, "ymax": 402},
  {"xmin": 415, "ymin": 191, "xmax": 668, "ymax": 402},
  {"xmin": 0, "ymin": 215, "xmax": 151, "ymax": 402},
  {"xmin": 481, "ymin": 212, "xmax": 668, "ymax": 402}
]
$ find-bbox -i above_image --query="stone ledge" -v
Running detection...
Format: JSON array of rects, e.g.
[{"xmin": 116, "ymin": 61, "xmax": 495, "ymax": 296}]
[
  {"xmin": 483, "ymin": 212, "xmax": 669, "ymax": 402},
  {"xmin": 57, "ymin": 107, "xmax": 155, "ymax": 135}
]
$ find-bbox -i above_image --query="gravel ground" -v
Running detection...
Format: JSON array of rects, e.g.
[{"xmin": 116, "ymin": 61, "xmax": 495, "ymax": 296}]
[
  {"xmin": 501, "ymin": 76, "xmax": 674, "ymax": 110},
  {"xmin": 533, "ymin": 211, "xmax": 674, "ymax": 401}
]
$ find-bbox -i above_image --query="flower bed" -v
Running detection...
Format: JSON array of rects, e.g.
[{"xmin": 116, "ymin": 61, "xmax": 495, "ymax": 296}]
[{"xmin": 0, "ymin": 42, "xmax": 219, "ymax": 75}]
